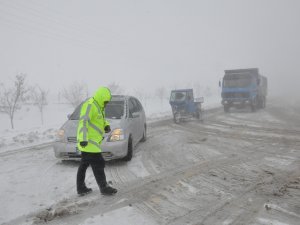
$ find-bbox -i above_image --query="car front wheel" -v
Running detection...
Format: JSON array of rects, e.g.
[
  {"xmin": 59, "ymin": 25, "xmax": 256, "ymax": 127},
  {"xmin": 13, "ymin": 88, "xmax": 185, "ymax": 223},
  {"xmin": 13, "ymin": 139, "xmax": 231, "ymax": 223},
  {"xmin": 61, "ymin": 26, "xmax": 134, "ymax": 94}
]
[{"xmin": 122, "ymin": 137, "xmax": 133, "ymax": 161}]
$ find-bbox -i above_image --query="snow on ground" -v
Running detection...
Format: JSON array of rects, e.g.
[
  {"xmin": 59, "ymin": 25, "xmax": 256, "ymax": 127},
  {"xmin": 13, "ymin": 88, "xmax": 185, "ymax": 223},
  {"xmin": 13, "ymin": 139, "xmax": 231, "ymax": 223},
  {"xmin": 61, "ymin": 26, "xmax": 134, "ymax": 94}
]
[
  {"xmin": 79, "ymin": 206, "xmax": 158, "ymax": 225},
  {"xmin": 0, "ymin": 94, "xmax": 220, "ymax": 225},
  {"xmin": 0, "ymin": 95, "xmax": 220, "ymax": 154}
]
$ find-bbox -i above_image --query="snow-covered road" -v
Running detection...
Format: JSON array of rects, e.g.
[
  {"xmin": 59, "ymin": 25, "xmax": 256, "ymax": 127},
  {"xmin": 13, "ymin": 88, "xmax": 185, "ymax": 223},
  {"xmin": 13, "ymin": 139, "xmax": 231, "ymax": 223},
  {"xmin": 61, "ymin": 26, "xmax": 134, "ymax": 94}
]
[{"xmin": 1, "ymin": 101, "xmax": 300, "ymax": 225}]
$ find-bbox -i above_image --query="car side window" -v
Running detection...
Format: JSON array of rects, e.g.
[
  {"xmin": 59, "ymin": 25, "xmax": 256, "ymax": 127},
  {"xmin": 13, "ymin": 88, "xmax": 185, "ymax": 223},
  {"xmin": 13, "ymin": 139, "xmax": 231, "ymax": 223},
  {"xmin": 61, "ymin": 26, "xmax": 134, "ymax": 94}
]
[
  {"xmin": 131, "ymin": 98, "xmax": 138, "ymax": 112},
  {"xmin": 134, "ymin": 98, "xmax": 143, "ymax": 112},
  {"xmin": 128, "ymin": 99, "xmax": 135, "ymax": 117},
  {"xmin": 130, "ymin": 98, "xmax": 139, "ymax": 112}
]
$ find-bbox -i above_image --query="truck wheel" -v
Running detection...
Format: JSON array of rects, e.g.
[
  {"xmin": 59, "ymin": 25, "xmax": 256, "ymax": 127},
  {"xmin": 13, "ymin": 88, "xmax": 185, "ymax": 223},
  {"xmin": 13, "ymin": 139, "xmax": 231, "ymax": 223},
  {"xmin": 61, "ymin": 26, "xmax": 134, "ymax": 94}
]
[
  {"xmin": 173, "ymin": 112, "xmax": 180, "ymax": 123},
  {"xmin": 259, "ymin": 97, "xmax": 264, "ymax": 109},
  {"xmin": 224, "ymin": 106, "xmax": 229, "ymax": 113},
  {"xmin": 263, "ymin": 97, "xmax": 266, "ymax": 108},
  {"xmin": 195, "ymin": 111, "xmax": 200, "ymax": 119},
  {"xmin": 251, "ymin": 97, "xmax": 258, "ymax": 112},
  {"xmin": 257, "ymin": 97, "xmax": 262, "ymax": 109}
]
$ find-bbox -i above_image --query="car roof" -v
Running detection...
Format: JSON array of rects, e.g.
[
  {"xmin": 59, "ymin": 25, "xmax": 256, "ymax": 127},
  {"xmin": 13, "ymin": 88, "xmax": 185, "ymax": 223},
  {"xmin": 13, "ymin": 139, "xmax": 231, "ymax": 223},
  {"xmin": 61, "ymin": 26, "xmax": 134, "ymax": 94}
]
[
  {"xmin": 111, "ymin": 95, "xmax": 138, "ymax": 101},
  {"xmin": 82, "ymin": 95, "xmax": 136, "ymax": 103},
  {"xmin": 111, "ymin": 95, "xmax": 126, "ymax": 101}
]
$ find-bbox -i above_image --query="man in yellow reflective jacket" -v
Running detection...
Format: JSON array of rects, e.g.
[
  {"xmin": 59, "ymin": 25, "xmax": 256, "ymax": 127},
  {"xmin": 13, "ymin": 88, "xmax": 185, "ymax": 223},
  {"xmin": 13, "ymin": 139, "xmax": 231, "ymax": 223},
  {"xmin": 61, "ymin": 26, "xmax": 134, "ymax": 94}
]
[{"xmin": 76, "ymin": 87, "xmax": 117, "ymax": 196}]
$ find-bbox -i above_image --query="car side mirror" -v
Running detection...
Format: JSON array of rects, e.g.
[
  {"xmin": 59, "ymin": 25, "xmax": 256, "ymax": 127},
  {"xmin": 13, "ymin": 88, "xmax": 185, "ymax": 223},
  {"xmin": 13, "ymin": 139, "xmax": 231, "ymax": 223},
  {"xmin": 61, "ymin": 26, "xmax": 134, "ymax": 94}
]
[{"xmin": 67, "ymin": 114, "xmax": 71, "ymax": 119}]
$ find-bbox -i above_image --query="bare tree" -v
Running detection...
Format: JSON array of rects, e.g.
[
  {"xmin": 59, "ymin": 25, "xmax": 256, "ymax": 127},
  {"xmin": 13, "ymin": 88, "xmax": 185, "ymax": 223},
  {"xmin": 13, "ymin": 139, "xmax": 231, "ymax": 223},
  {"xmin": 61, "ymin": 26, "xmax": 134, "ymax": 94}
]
[
  {"xmin": 61, "ymin": 82, "xmax": 89, "ymax": 108},
  {"xmin": 107, "ymin": 82, "xmax": 124, "ymax": 95},
  {"xmin": 31, "ymin": 85, "xmax": 49, "ymax": 124},
  {"xmin": 0, "ymin": 74, "xmax": 29, "ymax": 129},
  {"xmin": 155, "ymin": 87, "xmax": 166, "ymax": 104}
]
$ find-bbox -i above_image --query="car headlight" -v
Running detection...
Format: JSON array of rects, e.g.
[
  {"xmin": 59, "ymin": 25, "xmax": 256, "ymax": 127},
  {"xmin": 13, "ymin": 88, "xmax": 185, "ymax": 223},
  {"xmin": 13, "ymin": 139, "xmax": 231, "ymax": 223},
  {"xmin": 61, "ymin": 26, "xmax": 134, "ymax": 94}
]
[
  {"xmin": 57, "ymin": 129, "xmax": 65, "ymax": 140},
  {"xmin": 108, "ymin": 128, "xmax": 125, "ymax": 142}
]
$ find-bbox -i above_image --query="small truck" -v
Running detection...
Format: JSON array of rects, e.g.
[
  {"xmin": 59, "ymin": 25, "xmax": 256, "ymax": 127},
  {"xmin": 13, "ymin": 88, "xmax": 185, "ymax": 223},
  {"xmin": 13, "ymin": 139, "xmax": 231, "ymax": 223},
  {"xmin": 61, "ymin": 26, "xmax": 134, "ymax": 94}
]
[{"xmin": 169, "ymin": 89, "xmax": 204, "ymax": 123}]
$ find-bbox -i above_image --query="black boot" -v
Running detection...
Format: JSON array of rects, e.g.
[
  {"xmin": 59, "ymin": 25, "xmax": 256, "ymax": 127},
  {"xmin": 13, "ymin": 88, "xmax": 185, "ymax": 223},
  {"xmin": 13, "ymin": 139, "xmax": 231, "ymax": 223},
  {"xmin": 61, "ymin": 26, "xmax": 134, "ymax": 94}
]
[
  {"xmin": 100, "ymin": 184, "xmax": 117, "ymax": 195},
  {"xmin": 78, "ymin": 187, "xmax": 93, "ymax": 196}
]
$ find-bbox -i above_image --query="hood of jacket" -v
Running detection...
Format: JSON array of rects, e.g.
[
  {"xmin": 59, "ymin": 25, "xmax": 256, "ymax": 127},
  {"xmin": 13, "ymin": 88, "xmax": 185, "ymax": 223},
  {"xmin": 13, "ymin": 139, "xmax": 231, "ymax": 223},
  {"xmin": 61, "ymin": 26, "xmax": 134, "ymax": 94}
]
[{"xmin": 93, "ymin": 87, "xmax": 111, "ymax": 108}]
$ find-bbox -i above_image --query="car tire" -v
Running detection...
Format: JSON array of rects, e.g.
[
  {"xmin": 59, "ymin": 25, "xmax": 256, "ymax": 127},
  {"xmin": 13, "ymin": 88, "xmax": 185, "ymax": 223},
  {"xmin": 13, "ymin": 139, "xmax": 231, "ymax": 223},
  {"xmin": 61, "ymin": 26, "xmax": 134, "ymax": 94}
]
[
  {"xmin": 123, "ymin": 137, "xmax": 133, "ymax": 161},
  {"xmin": 140, "ymin": 125, "xmax": 147, "ymax": 142}
]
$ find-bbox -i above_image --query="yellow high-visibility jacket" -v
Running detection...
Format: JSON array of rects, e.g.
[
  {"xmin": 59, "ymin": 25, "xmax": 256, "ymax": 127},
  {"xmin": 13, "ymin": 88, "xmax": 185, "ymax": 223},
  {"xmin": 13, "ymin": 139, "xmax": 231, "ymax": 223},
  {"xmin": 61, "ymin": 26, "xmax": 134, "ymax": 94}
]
[{"xmin": 77, "ymin": 87, "xmax": 111, "ymax": 153}]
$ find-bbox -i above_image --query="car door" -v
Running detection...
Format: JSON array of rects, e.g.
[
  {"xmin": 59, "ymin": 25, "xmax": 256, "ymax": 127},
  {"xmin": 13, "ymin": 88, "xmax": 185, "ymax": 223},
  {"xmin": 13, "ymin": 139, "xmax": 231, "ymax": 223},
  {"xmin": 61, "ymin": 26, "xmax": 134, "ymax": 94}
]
[
  {"xmin": 132, "ymin": 98, "xmax": 144, "ymax": 140},
  {"xmin": 128, "ymin": 98, "xmax": 139, "ymax": 146}
]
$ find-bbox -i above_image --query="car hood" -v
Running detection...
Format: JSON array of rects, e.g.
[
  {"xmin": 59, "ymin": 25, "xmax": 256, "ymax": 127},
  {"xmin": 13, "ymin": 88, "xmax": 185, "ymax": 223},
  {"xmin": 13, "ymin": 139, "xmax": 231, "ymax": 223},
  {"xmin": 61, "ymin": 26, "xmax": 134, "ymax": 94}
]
[
  {"xmin": 106, "ymin": 119, "xmax": 123, "ymax": 132},
  {"xmin": 62, "ymin": 119, "xmax": 122, "ymax": 138}
]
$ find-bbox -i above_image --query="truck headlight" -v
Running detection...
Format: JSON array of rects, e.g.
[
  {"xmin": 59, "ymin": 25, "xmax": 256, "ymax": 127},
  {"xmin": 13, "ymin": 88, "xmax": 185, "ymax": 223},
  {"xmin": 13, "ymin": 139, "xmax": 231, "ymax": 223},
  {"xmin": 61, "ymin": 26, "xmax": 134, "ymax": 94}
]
[{"xmin": 108, "ymin": 128, "xmax": 125, "ymax": 142}]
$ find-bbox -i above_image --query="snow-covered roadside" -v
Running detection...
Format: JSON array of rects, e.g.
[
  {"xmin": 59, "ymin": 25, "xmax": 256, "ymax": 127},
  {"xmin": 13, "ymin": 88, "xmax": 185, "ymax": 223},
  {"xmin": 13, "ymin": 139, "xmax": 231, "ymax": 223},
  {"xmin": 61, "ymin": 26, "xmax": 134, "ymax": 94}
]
[
  {"xmin": 0, "ymin": 96, "xmax": 221, "ymax": 154},
  {"xmin": 0, "ymin": 103, "xmax": 71, "ymax": 154}
]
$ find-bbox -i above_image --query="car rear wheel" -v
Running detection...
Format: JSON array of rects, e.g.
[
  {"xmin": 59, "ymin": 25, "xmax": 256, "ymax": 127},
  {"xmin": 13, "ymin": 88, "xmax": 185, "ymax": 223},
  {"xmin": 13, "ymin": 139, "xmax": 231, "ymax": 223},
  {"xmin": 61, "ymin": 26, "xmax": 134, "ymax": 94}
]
[{"xmin": 122, "ymin": 137, "xmax": 133, "ymax": 161}]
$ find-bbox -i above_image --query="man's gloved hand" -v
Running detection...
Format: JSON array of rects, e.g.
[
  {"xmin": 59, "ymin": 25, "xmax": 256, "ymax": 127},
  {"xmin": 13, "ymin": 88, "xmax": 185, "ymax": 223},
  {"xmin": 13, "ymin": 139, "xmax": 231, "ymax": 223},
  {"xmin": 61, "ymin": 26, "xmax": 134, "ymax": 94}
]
[
  {"xmin": 104, "ymin": 125, "xmax": 111, "ymax": 133},
  {"xmin": 80, "ymin": 141, "xmax": 88, "ymax": 148}
]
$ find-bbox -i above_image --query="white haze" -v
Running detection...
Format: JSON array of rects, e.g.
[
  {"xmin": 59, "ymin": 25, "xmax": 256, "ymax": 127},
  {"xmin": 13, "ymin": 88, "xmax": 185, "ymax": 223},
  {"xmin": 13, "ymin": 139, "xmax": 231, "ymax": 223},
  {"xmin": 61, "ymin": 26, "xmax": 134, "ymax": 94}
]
[
  {"xmin": 0, "ymin": 0, "xmax": 300, "ymax": 98},
  {"xmin": 0, "ymin": 1, "xmax": 300, "ymax": 224}
]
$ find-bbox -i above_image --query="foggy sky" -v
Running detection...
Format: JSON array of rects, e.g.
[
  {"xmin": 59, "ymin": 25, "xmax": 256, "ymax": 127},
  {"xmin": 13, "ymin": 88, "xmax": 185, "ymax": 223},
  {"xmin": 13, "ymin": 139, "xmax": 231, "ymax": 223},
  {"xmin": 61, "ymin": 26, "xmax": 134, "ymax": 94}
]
[{"xmin": 0, "ymin": 0, "xmax": 300, "ymax": 97}]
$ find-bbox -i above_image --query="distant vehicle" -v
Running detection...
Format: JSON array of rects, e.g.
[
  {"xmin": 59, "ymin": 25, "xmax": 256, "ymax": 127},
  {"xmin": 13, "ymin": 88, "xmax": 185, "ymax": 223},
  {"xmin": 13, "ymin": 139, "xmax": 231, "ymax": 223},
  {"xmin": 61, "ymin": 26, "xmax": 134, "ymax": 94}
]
[
  {"xmin": 220, "ymin": 68, "xmax": 268, "ymax": 112},
  {"xmin": 169, "ymin": 89, "xmax": 203, "ymax": 123},
  {"xmin": 53, "ymin": 95, "xmax": 147, "ymax": 161}
]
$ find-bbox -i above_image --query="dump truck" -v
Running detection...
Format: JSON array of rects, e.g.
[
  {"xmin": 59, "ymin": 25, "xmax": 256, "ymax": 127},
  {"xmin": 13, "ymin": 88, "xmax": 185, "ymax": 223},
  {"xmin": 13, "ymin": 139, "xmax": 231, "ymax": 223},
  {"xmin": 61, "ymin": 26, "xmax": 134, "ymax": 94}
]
[{"xmin": 221, "ymin": 68, "xmax": 267, "ymax": 112}]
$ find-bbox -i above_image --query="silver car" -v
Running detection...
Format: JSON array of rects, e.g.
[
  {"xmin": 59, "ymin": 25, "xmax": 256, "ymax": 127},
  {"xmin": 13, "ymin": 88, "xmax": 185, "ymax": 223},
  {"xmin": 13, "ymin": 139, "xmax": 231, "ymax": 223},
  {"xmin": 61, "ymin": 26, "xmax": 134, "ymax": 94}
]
[{"xmin": 53, "ymin": 95, "xmax": 147, "ymax": 161}]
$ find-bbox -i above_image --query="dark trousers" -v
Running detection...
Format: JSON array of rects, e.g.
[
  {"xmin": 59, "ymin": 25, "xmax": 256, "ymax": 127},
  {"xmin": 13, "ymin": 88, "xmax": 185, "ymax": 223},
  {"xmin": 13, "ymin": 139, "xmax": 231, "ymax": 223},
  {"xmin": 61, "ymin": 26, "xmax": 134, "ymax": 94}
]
[{"xmin": 77, "ymin": 152, "xmax": 107, "ymax": 191}]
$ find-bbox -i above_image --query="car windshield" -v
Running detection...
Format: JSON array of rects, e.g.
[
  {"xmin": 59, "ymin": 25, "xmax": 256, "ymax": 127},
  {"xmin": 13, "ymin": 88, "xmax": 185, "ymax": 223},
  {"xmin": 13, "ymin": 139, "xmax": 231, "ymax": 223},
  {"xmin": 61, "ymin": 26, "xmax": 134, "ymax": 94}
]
[
  {"xmin": 170, "ymin": 91, "xmax": 187, "ymax": 102},
  {"xmin": 105, "ymin": 101, "xmax": 124, "ymax": 119},
  {"xmin": 69, "ymin": 103, "xmax": 83, "ymax": 120},
  {"xmin": 69, "ymin": 100, "xmax": 124, "ymax": 120}
]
